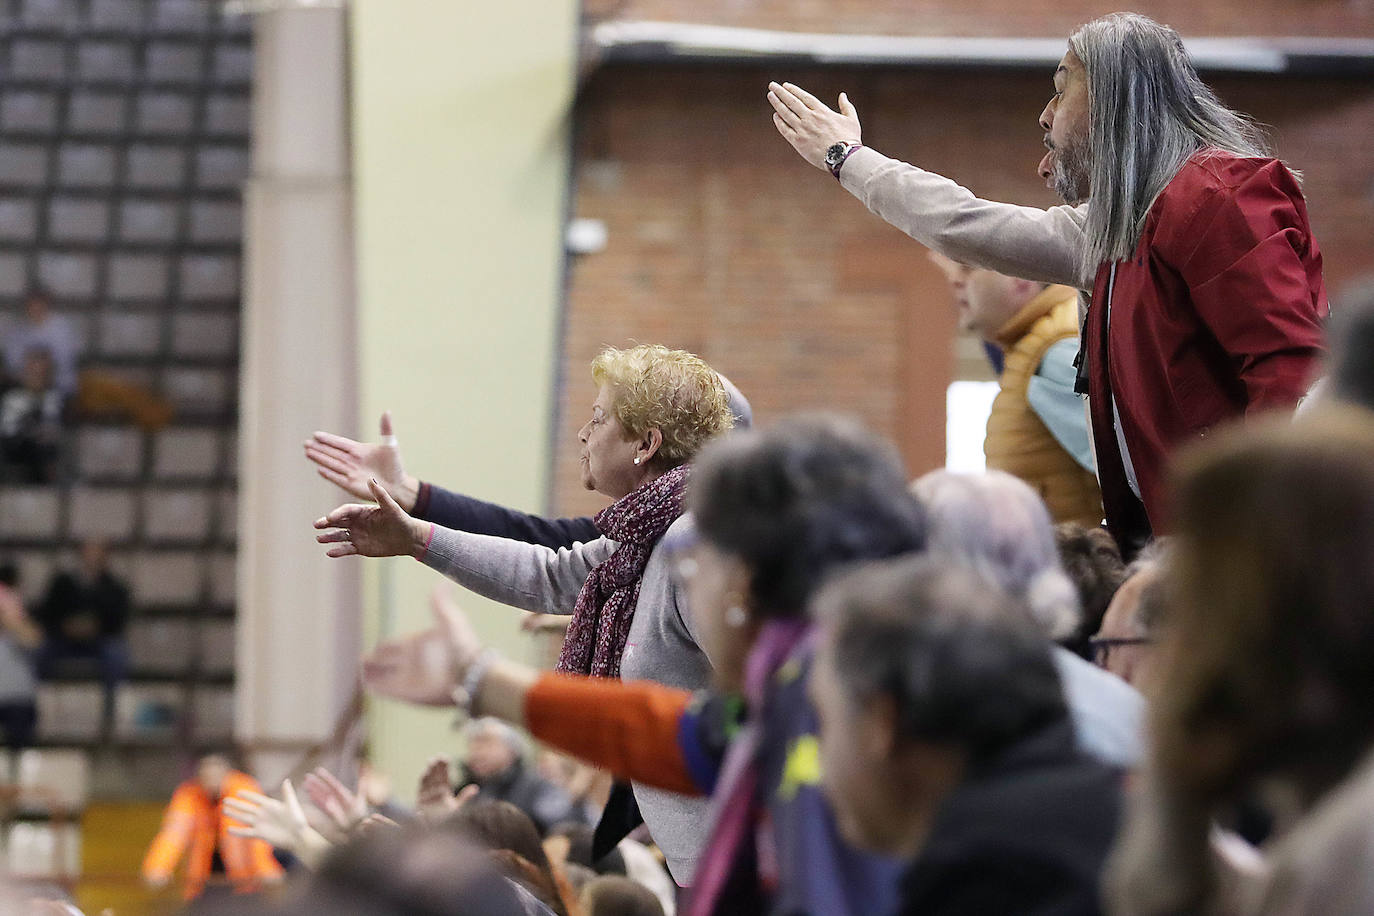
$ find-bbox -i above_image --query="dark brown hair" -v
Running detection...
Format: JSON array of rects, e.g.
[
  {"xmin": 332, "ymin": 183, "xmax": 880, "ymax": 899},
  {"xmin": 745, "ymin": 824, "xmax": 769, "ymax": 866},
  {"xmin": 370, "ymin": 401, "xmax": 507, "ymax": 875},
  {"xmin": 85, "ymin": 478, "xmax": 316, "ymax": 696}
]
[{"xmin": 1054, "ymin": 522, "xmax": 1128, "ymax": 657}]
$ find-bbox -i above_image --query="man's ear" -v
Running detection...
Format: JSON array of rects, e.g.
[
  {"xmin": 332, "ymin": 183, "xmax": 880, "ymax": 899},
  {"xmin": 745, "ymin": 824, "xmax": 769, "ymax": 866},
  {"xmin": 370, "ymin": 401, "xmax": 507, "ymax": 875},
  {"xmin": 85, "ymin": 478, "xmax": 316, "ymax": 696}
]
[{"xmin": 638, "ymin": 428, "xmax": 664, "ymax": 464}]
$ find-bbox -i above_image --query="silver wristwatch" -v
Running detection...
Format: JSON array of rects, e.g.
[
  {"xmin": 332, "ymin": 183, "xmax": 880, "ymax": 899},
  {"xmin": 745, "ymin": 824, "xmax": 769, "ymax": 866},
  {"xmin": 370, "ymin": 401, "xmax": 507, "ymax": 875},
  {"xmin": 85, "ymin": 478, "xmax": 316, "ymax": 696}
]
[{"xmin": 825, "ymin": 140, "xmax": 862, "ymax": 179}]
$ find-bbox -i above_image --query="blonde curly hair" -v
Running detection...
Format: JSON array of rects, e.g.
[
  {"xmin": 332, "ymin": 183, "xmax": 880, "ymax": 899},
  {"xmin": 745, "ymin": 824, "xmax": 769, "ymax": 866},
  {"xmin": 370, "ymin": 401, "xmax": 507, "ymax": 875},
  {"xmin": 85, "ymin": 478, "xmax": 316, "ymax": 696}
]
[{"xmin": 591, "ymin": 344, "xmax": 733, "ymax": 470}]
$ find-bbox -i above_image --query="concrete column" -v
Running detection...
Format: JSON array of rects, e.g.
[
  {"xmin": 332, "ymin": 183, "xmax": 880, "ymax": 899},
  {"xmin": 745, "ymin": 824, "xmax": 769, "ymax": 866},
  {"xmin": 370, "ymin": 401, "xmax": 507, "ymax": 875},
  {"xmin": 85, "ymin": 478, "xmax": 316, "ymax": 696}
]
[
  {"xmin": 236, "ymin": 6, "xmax": 360, "ymax": 786},
  {"xmin": 349, "ymin": 0, "xmax": 577, "ymax": 795}
]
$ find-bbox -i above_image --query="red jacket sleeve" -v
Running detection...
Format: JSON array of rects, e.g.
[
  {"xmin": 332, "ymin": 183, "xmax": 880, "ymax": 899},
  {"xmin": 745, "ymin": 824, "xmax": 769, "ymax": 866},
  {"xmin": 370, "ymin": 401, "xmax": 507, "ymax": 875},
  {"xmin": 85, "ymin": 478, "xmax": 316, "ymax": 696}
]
[
  {"xmin": 1166, "ymin": 159, "xmax": 1326, "ymax": 413},
  {"xmin": 523, "ymin": 672, "xmax": 701, "ymax": 796}
]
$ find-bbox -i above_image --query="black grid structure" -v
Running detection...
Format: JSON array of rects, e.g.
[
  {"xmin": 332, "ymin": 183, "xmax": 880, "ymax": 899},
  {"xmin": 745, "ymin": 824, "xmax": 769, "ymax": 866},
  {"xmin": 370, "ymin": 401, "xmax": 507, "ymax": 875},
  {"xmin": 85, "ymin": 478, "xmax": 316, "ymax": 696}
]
[{"xmin": 0, "ymin": 0, "xmax": 249, "ymax": 757}]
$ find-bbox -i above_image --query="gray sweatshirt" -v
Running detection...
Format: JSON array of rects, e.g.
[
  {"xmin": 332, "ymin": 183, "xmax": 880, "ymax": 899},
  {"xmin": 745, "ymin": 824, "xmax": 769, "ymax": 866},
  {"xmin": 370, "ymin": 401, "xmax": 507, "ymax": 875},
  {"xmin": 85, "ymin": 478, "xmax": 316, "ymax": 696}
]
[{"xmin": 420, "ymin": 514, "xmax": 712, "ymax": 883}]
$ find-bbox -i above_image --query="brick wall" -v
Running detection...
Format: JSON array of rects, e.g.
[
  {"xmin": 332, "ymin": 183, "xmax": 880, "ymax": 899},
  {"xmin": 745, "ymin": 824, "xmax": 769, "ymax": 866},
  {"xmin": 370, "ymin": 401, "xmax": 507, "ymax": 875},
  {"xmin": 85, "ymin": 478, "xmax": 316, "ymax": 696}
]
[
  {"xmin": 550, "ymin": 63, "xmax": 1374, "ymax": 515},
  {"xmin": 582, "ymin": 0, "xmax": 1374, "ymax": 39}
]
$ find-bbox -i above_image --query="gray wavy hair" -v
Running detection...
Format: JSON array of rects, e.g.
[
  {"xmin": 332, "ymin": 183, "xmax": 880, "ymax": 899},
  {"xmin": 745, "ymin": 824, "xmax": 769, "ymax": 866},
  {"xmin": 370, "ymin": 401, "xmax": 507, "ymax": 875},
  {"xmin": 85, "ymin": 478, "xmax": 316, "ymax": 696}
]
[
  {"xmin": 1068, "ymin": 13, "xmax": 1275, "ymax": 279},
  {"xmin": 911, "ymin": 469, "xmax": 1080, "ymax": 640}
]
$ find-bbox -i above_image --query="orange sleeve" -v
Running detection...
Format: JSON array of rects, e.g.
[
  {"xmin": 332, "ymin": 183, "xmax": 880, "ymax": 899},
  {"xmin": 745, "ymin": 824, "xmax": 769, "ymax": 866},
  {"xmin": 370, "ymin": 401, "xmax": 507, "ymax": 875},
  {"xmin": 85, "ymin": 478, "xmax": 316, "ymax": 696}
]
[
  {"xmin": 142, "ymin": 785, "xmax": 196, "ymax": 881},
  {"xmin": 523, "ymin": 673, "xmax": 700, "ymax": 796}
]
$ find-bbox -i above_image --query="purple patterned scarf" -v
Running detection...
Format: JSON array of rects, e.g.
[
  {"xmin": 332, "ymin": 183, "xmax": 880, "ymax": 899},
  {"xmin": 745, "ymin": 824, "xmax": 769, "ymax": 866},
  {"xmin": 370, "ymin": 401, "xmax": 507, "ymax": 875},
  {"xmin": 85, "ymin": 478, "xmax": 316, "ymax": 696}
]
[{"xmin": 556, "ymin": 464, "xmax": 691, "ymax": 678}]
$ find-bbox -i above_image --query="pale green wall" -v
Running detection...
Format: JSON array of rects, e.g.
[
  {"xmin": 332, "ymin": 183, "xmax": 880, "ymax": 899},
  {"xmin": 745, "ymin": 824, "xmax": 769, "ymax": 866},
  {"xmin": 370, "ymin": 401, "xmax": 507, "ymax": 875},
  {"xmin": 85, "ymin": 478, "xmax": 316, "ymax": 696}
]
[{"xmin": 349, "ymin": 1, "xmax": 577, "ymax": 799}]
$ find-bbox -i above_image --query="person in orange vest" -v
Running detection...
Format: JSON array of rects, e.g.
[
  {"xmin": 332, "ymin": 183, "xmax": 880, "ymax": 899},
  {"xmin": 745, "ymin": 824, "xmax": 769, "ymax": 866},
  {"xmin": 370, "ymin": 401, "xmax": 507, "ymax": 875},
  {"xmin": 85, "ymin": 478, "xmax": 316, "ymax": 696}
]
[{"xmin": 141, "ymin": 753, "xmax": 285, "ymax": 900}]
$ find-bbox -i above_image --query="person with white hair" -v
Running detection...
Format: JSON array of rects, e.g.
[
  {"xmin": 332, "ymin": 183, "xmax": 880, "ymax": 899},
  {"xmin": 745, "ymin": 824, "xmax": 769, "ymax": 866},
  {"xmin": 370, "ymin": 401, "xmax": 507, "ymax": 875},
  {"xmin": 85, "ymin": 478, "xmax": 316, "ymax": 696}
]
[
  {"xmin": 771, "ymin": 12, "xmax": 1326, "ymax": 555},
  {"xmin": 911, "ymin": 469, "xmax": 1144, "ymax": 766}
]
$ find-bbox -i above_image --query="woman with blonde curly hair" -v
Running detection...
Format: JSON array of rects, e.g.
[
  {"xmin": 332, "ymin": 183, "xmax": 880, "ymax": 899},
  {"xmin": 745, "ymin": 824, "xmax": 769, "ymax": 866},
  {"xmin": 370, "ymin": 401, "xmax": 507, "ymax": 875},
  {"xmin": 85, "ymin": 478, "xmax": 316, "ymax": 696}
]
[{"xmin": 313, "ymin": 343, "xmax": 733, "ymax": 883}]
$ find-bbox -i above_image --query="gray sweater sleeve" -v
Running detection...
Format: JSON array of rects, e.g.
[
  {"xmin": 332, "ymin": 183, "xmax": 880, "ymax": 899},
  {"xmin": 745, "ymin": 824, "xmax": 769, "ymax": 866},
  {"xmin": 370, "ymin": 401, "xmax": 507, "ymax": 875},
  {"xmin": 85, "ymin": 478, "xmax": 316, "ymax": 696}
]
[
  {"xmin": 840, "ymin": 147, "xmax": 1093, "ymax": 290},
  {"xmin": 418, "ymin": 524, "xmax": 616, "ymax": 614}
]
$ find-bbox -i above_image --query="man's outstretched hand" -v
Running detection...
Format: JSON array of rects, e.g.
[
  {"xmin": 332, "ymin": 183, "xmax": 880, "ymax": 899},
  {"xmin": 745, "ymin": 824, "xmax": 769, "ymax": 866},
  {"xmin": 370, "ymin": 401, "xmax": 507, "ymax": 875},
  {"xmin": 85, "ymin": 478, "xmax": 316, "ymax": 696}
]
[{"xmin": 768, "ymin": 81, "xmax": 862, "ymax": 172}]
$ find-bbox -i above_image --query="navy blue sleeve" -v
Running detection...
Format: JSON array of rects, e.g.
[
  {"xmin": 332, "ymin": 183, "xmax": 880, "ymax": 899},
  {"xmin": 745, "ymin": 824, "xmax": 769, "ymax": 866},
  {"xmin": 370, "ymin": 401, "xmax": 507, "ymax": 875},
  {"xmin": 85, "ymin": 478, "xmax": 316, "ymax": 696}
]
[{"xmin": 411, "ymin": 481, "xmax": 600, "ymax": 550}]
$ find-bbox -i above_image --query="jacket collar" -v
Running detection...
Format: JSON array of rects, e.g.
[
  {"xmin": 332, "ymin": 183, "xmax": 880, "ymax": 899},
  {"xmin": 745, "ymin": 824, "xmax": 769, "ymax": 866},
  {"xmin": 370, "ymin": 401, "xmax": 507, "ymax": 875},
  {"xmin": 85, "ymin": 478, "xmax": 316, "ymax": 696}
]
[{"xmin": 993, "ymin": 284, "xmax": 1072, "ymax": 350}]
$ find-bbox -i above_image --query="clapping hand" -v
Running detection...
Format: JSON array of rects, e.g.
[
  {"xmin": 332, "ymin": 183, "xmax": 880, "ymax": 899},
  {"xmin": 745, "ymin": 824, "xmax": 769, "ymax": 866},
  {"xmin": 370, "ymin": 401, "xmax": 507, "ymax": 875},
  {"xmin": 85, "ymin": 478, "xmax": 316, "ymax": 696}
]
[
  {"xmin": 305, "ymin": 411, "xmax": 419, "ymax": 511},
  {"xmin": 767, "ymin": 81, "xmax": 862, "ymax": 172},
  {"xmin": 315, "ymin": 479, "xmax": 429, "ymax": 559}
]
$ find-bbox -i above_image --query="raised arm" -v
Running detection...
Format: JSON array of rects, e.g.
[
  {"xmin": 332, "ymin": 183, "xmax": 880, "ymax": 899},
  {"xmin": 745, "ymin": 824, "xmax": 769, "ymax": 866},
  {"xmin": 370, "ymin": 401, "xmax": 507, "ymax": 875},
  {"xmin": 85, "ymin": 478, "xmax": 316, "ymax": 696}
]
[
  {"xmin": 768, "ymin": 80, "xmax": 1089, "ymax": 289},
  {"xmin": 315, "ymin": 479, "xmax": 613, "ymax": 614},
  {"xmin": 414, "ymin": 483, "xmax": 600, "ymax": 549},
  {"xmin": 306, "ymin": 411, "xmax": 599, "ymax": 548},
  {"xmin": 361, "ymin": 589, "xmax": 706, "ymax": 796}
]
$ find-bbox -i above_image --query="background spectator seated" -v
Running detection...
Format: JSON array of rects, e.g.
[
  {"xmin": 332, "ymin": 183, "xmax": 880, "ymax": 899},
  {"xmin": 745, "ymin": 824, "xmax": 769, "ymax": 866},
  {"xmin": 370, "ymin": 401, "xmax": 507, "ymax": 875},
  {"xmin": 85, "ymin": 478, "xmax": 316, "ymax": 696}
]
[
  {"xmin": 0, "ymin": 559, "xmax": 41, "ymax": 757},
  {"xmin": 0, "ymin": 347, "xmax": 65, "ymax": 484},
  {"xmin": 2, "ymin": 289, "xmax": 79, "ymax": 399},
  {"xmin": 456, "ymin": 718, "xmax": 586, "ymax": 835},
  {"xmin": 35, "ymin": 539, "xmax": 131, "ymax": 736}
]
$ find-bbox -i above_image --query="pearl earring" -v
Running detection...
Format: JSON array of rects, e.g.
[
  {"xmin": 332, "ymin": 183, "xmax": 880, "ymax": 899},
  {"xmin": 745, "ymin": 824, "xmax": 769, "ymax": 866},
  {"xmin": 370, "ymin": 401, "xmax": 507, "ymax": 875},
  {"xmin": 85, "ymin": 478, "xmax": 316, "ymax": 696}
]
[
  {"xmin": 724, "ymin": 605, "xmax": 747, "ymax": 628},
  {"xmin": 633, "ymin": 457, "xmax": 641, "ymax": 465}
]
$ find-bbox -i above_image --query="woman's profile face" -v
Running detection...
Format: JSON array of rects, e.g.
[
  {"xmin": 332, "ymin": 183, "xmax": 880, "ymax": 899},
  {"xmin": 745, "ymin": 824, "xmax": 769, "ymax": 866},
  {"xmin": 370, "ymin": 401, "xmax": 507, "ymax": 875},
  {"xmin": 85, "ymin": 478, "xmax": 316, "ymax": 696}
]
[
  {"xmin": 577, "ymin": 383, "xmax": 644, "ymax": 500},
  {"xmin": 674, "ymin": 536, "xmax": 753, "ymax": 692}
]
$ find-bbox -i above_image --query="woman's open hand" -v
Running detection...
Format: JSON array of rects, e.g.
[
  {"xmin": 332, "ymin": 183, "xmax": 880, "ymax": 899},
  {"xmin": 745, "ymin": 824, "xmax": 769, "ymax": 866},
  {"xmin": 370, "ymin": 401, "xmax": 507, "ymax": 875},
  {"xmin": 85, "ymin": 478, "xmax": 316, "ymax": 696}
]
[{"xmin": 315, "ymin": 478, "xmax": 430, "ymax": 559}]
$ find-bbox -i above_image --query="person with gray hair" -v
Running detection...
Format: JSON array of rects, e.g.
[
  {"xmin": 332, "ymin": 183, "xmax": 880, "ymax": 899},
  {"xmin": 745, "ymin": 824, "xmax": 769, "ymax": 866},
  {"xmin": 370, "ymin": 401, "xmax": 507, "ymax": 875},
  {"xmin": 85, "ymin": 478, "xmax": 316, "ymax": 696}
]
[
  {"xmin": 808, "ymin": 554, "xmax": 1123, "ymax": 915},
  {"xmin": 454, "ymin": 717, "xmax": 583, "ymax": 835},
  {"xmin": 770, "ymin": 11, "xmax": 1326, "ymax": 556},
  {"xmin": 912, "ymin": 469, "xmax": 1144, "ymax": 767}
]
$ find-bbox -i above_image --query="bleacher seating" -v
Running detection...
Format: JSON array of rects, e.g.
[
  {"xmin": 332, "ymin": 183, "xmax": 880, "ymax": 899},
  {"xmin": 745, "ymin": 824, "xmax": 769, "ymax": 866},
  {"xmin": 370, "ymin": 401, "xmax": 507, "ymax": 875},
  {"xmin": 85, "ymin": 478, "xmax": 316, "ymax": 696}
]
[{"xmin": 0, "ymin": 0, "xmax": 250, "ymax": 879}]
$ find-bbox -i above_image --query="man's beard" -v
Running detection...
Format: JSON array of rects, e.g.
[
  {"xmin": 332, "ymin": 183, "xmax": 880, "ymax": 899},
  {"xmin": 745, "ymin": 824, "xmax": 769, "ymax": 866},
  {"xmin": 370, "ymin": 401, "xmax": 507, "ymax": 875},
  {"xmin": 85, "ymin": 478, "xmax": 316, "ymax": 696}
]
[{"xmin": 1051, "ymin": 131, "xmax": 1091, "ymax": 205}]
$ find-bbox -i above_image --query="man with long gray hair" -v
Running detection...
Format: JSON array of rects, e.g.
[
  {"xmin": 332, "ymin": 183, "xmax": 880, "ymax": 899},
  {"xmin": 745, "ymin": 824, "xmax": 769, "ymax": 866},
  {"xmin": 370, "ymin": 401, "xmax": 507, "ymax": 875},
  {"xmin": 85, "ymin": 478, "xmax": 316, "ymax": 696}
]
[{"xmin": 769, "ymin": 12, "xmax": 1326, "ymax": 554}]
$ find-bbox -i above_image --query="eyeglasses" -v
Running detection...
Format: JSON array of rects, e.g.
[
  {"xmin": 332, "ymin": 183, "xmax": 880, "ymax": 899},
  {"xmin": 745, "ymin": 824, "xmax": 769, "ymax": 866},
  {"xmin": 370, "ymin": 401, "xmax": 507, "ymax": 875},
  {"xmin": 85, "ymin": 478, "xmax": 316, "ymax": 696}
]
[{"xmin": 1088, "ymin": 635, "xmax": 1152, "ymax": 668}]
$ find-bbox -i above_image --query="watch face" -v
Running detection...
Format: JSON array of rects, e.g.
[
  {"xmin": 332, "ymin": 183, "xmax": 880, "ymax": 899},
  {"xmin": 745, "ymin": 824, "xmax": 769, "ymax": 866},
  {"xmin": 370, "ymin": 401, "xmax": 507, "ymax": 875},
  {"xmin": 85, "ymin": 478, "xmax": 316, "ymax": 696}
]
[{"xmin": 825, "ymin": 143, "xmax": 846, "ymax": 167}]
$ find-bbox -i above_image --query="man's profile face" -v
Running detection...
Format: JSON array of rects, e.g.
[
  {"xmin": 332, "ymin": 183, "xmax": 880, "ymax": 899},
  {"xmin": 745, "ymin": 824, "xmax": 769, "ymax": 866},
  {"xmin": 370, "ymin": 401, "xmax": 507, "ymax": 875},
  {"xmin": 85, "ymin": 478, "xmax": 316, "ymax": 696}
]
[{"xmin": 1038, "ymin": 50, "xmax": 1091, "ymax": 204}]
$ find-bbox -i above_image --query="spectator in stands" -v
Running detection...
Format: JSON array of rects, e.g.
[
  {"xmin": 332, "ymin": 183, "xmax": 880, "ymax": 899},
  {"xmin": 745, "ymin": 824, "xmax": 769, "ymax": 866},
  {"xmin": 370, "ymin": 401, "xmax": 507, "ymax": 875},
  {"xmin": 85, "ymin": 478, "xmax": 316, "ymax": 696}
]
[
  {"xmin": 929, "ymin": 252, "xmax": 1102, "ymax": 526},
  {"xmin": 360, "ymin": 415, "xmax": 929, "ymax": 915},
  {"xmin": 446, "ymin": 798, "xmax": 572, "ymax": 915},
  {"xmin": 303, "ymin": 373, "xmax": 751, "ymax": 552},
  {"xmin": 3, "ymin": 289, "xmax": 79, "ymax": 398},
  {"xmin": 809, "ymin": 555, "xmax": 1123, "ymax": 914},
  {"xmin": 912, "ymin": 470, "xmax": 1144, "ymax": 766},
  {"xmin": 0, "ymin": 347, "xmax": 64, "ymax": 483},
  {"xmin": 1106, "ymin": 408, "xmax": 1374, "ymax": 914},
  {"xmin": 272, "ymin": 823, "xmax": 531, "ymax": 916},
  {"xmin": 142, "ymin": 752, "xmax": 284, "ymax": 901},
  {"xmin": 315, "ymin": 344, "xmax": 734, "ymax": 883},
  {"xmin": 1055, "ymin": 522, "xmax": 1128, "ymax": 659},
  {"xmin": 36, "ymin": 538, "xmax": 130, "ymax": 734},
  {"xmin": 582, "ymin": 875, "xmax": 667, "ymax": 916},
  {"xmin": 453, "ymin": 718, "xmax": 584, "ymax": 834},
  {"xmin": 1089, "ymin": 542, "xmax": 1168, "ymax": 692},
  {"xmin": 0, "ymin": 560, "xmax": 40, "ymax": 755},
  {"xmin": 771, "ymin": 13, "xmax": 1326, "ymax": 555}
]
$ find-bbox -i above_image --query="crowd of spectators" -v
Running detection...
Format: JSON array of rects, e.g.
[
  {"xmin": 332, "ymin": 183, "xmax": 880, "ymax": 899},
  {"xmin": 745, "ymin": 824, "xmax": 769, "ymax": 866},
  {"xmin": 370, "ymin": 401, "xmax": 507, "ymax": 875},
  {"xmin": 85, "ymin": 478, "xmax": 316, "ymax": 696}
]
[{"xmin": 15, "ymin": 9, "xmax": 1374, "ymax": 916}]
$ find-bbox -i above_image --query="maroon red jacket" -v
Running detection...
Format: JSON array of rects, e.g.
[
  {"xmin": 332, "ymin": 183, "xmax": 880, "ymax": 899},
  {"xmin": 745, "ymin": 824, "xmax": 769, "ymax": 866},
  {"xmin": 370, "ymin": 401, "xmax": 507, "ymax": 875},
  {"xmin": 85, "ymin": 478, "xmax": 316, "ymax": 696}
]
[{"xmin": 1083, "ymin": 151, "xmax": 1326, "ymax": 548}]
